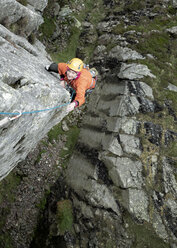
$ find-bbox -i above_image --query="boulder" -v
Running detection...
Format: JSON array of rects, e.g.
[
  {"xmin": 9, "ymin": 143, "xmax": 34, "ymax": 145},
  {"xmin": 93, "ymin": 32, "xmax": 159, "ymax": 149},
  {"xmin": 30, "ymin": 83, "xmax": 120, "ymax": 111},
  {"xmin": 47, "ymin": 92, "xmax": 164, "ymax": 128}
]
[
  {"xmin": 167, "ymin": 83, "xmax": 177, "ymax": 92},
  {"xmin": 172, "ymin": 0, "xmax": 177, "ymax": 7},
  {"xmin": 102, "ymin": 156, "xmax": 143, "ymax": 188},
  {"xmin": 166, "ymin": 26, "xmax": 177, "ymax": 37},
  {"xmin": 122, "ymin": 189, "xmax": 149, "ymax": 222},
  {"xmin": 27, "ymin": 0, "xmax": 48, "ymax": 11},
  {"xmin": 119, "ymin": 134, "xmax": 142, "ymax": 156},
  {"xmin": 0, "ymin": 0, "xmax": 43, "ymax": 37},
  {"xmin": 118, "ymin": 63, "xmax": 156, "ymax": 80},
  {"xmin": 109, "ymin": 45, "xmax": 144, "ymax": 61},
  {"xmin": 129, "ymin": 81, "xmax": 154, "ymax": 99},
  {"xmin": 162, "ymin": 158, "xmax": 177, "ymax": 195}
]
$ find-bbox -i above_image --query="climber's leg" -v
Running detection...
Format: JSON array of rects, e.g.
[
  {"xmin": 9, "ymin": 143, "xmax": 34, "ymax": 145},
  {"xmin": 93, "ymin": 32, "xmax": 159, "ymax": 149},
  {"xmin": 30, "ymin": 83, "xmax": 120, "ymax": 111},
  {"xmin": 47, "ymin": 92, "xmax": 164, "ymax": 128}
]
[{"xmin": 45, "ymin": 63, "xmax": 58, "ymax": 73}]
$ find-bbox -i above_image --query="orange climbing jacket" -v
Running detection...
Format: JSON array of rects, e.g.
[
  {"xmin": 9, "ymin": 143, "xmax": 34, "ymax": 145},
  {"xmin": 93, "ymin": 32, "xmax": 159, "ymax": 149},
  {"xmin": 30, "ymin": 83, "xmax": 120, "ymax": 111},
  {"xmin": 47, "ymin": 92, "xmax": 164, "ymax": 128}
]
[{"xmin": 58, "ymin": 63, "xmax": 96, "ymax": 107}]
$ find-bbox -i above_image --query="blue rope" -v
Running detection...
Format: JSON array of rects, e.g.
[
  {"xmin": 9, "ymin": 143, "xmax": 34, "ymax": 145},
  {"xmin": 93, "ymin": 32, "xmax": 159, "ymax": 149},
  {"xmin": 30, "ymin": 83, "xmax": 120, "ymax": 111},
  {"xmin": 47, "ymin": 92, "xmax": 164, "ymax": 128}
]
[
  {"xmin": 0, "ymin": 91, "xmax": 74, "ymax": 116},
  {"xmin": 0, "ymin": 102, "xmax": 70, "ymax": 116}
]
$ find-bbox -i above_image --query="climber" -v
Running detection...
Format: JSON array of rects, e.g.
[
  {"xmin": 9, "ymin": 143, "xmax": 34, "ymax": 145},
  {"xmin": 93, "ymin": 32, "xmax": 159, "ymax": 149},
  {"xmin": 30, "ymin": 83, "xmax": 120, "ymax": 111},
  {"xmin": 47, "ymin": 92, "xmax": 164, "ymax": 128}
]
[{"xmin": 45, "ymin": 58, "xmax": 97, "ymax": 113}]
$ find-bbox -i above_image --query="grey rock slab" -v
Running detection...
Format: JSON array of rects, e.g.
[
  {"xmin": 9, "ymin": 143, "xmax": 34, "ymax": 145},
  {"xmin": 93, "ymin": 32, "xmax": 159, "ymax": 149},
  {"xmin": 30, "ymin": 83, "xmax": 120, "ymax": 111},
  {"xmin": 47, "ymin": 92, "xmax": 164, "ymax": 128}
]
[
  {"xmin": 82, "ymin": 115, "xmax": 107, "ymax": 130},
  {"xmin": 152, "ymin": 210, "xmax": 168, "ymax": 240},
  {"xmin": 110, "ymin": 157, "xmax": 143, "ymax": 188},
  {"xmin": 100, "ymin": 155, "xmax": 143, "ymax": 188},
  {"xmin": 98, "ymin": 33, "xmax": 126, "ymax": 46},
  {"xmin": 109, "ymin": 45, "xmax": 144, "ymax": 61},
  {"xmin": 106, "ymin": 117, "xmax": 122, "ymax": 132},
  {"xmin": 102, "ymin": 134, "xmax": 123, "ymax": 156},
  {"xmin": 101, "ymin": 81, "xmax": 129, "ymax": 96},
  {"xmin": 73, "ymin": 196, "xmax": 94, "ymax": 219},
  {"xmin": 65, "ymin": 153, "xmax": 98, "ymax": 193},
  {"xmin": 0, "ymin": 25, "xmax": 43, "ymax": 57},
  {"xmin": 97, "ymin": 95, "xmax": 140, "ymax": 117},
  {"xmin": 87, "ymin": 182, "xmax": 120, "ymax": 215},
  {"xmin": 122, "ymin": 189, "xmax": 149, "ymax": 222},
  {"xmin": 118, "ymin": 63, "xmax": 156, "ymax": 80},
  {"xmin": 0, "ymin": 0, "xmax": 43, "ymax": 36},
  {"xmin": 66, "ymin": 153, "xmax": 120, "ymax": 215},
  {"xmin": 172, "ymin": 0, "xmax": 177, "ymax": 7},
  {"xmin": 97, "ymin": 21, "xmax": 120, "ymax": 33},
  {"xmin": 130, "ymin": 81, "xmax": 154, "ymax": 99},
  {"xmin": 119, "ymin": 117, "xmax": 140, "ymax": 135},
  {"xmin": 27, "ymin": 0, "xmax": 48, "ymax": 11},
  {"xmin": 107, "ymin": 137, "xmax": 123, "ymax": 156},
  {"xmin": 93, "ymin": 45, "xmax": 107, "ymax": 56},
  {"xmin": 162, "ymin": 158, "xmax": 177, "ymax": 195},
  {"xmin": 79, "ymin": 128, "xmax": 105, "ymax": 149},
  {"xmin": 163, "ymin": 198, "xmax": 177, "ymax": 241},
  {"xmin": 165, "ymin": 198, "xmax": 177, "ymax": 217},
  {"xmin": 119, "ymin": 134, "xmax": 142, "ymax": 156},
  {"xmin": 167, "ymin": 83, "xmax": 177, "ymax": 92},
  {"xmin": 118, "ymin": 95, "xmax": 140, "ymax": 116},
  {"xmin": 59, "ymin": 6, "xmax": 72, "ymax": 17},
  {"xmin": 166, "ymin": 26, "xmax": 177, "ymax": 36},
  {"xmin": 106, "ymin": 116, "xmax": 140, "ymax": 134},
  {"xmin": 96, "ymin": 96, "xmax": 123, "ymax": 116}
]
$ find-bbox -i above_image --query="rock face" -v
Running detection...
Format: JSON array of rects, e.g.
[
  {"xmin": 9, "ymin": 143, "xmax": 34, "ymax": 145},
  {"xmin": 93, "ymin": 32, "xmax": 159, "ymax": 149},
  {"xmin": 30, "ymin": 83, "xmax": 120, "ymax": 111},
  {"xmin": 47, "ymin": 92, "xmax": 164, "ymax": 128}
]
[
  {"xmin": 0, "ymin": 1, "xmax": 69, "ymax": 180},
  {"xmin": 63, "ymin": 1, "xmax": 177, "ymax": 247},
  {"xmin": 0, "ymin": 0, "xmax": 43, "ymax": 37}
]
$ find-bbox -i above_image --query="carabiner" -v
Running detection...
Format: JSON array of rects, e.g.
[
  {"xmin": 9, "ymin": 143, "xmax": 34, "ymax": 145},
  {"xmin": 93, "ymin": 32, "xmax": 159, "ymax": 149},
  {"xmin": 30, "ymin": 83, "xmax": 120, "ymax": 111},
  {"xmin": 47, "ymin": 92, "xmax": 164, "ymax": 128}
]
[{"xmin": 9, "ymin": 110, "xmax": 22, "ymax": 121}]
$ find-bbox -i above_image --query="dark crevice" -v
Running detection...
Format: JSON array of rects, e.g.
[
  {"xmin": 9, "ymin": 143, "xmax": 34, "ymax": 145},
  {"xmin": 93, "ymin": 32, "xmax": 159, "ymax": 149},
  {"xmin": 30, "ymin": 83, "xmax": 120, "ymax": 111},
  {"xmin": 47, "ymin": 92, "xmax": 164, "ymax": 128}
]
[
  {"xmin": 13, "ymin": 135, "xmax": 26, "ymax": 148},
  {"xmin": 76, "ymin": 143, "xmax": 113, "ymax": 186}
]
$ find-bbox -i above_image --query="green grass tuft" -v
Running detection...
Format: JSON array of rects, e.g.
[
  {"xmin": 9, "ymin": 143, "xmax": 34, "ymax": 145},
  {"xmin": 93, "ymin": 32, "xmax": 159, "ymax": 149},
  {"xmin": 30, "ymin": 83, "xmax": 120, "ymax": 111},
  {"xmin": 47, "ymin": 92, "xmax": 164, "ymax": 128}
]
[{"xmin": 56, "ymin": 200, "xmax": 73, "ymax": 234}]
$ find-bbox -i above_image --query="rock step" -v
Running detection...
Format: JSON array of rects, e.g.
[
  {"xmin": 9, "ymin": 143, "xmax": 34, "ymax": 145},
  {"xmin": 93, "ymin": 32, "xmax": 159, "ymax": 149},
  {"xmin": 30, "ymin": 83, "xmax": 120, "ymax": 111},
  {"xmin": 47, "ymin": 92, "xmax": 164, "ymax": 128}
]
[{"xmin": 0, "ymin": 0, "xmax": 43, "ymax": 37}]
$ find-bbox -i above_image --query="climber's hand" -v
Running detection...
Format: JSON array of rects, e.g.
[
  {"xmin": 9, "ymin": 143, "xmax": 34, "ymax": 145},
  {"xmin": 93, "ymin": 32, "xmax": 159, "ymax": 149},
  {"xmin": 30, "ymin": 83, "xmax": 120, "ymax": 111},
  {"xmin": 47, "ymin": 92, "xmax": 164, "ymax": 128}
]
[
  {"xmin": 60, "ymin": 80, "xmax": 65, "ymax": 88},
  {"xmin": 66, "ymin": 102, "xmax": 76, "ymax": 113}
]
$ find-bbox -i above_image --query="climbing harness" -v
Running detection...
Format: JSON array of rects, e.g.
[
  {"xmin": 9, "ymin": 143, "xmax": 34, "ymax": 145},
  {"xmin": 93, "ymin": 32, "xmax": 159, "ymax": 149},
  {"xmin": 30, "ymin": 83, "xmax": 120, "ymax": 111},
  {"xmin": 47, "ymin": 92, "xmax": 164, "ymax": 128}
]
[{"xmin": 8, "ymin": 110, "xmax": 22, "ymax": 121}]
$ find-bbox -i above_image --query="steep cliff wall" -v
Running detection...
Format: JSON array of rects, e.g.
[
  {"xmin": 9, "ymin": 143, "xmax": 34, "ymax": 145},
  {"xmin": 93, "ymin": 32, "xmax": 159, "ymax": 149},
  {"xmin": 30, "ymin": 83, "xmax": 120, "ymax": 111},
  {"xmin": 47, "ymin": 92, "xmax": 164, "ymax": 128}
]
[{"xmin": 0, "ymin": 0, "xmax": 70, "ymax": 180}]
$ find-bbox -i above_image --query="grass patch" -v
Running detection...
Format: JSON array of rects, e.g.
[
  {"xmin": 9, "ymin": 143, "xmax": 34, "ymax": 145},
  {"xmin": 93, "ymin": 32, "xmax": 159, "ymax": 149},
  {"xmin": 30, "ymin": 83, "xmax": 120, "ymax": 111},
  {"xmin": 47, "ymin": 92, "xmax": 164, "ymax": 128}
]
[
  {"xmin": 16, "ymin": 0, "xmax": 27, "ymax": 6},
  {"xmin": 47, "ymin": 123, "xmax": 63, "ymax": 143},
  {"xmin": 163, "ymin": 141, "xmax": 177, "ymax": 158},
  {"xmin": 39, "ymin": 16, "xmax": 56, "ymax": 39},
  {"xmin": 50, "ymin": 26, "xmax": 81, "ymax": 62},
  {"xmin": 59, "ymin": 125, "xmax": 80, "ymax": 168},
  {"xmin": 124, "ymin": 211, "xmax": 170, "ymax": 248},
  {"xmin": 124, "ymin": 0, "xmax": 146, "ymax": 12},
  {"xmin": 0, "ymin": 172, "xmax": 21, "ymax": 248},
  {"xmin": 35, "ymin": 149, "xmax": 47, "ymax": 164},
  {"xmin": 47, "ymin": 122, "xmax": 80, "ymax": 167},
  {"xmin": 36, "ymin": 189, "xmax": 50, "ymax": 210},
  {"xmin": 128, "ymin": 24, "xmax": 177, "ymax": 114},
  {"xmin": 136, "ymin": 32, "xmax": 170, "ymax": 60},
  {"xmin": 0, "ymin": 173, "xmax": 21, "ymax": 205},
  {"xmin": 56, "ymin": 200, "xmax": 73, "ymax": 234},
  {"xmin": 39, "ymin": 0, "xmax": 105, "ymax": 63},
  {"xmin": 113, "ymin": 14, "xmax": 177, "ymax": 35}
]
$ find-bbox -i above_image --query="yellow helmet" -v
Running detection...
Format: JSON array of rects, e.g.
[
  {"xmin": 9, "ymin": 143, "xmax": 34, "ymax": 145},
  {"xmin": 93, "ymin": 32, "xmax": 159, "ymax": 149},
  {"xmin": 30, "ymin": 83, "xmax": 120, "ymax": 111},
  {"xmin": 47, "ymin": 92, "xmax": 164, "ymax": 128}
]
[{"xmin": 67, "ymin": 58, "xmax": 84, "ymax": 72}]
